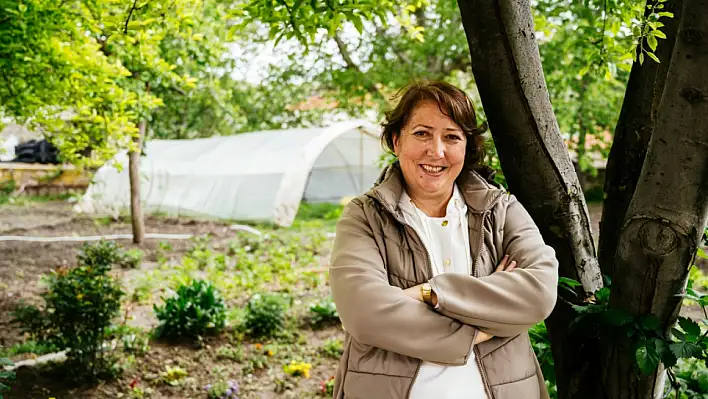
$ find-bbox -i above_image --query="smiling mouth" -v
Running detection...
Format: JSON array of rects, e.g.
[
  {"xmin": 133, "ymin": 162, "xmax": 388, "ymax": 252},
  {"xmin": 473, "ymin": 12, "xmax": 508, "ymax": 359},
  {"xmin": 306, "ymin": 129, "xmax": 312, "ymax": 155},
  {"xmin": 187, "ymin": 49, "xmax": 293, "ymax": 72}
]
[{"xmin": 420, "ymin": 164, "xmax": 447, "ymax": 174}]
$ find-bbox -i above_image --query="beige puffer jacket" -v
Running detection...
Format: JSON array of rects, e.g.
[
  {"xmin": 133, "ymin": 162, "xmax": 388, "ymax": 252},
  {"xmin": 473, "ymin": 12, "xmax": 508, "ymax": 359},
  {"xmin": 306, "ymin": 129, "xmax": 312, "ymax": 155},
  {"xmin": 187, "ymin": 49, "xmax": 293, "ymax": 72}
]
[{"xmin": 329, "ymin": 163, "xmax": 559, "ymax": 399}]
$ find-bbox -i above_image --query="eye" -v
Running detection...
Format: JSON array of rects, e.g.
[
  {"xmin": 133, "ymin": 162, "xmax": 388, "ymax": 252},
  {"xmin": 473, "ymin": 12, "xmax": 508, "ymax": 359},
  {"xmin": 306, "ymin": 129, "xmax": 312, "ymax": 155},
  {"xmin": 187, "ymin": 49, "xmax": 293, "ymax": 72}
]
[
  {"xmin": 446, "ymin": 134, "xmax": 464, "ymax": 141},
  {"xmin": 413, "ymin": 130, "xmax": 428, "ymax": 137}
]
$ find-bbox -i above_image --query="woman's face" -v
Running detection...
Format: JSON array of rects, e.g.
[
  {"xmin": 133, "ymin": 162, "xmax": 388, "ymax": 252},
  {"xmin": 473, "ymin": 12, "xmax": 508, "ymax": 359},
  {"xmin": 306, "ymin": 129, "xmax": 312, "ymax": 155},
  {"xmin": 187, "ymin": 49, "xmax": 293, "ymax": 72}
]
[{"xmin": 393, "ymin": 100, "xmax": 467, "ymax": 200}]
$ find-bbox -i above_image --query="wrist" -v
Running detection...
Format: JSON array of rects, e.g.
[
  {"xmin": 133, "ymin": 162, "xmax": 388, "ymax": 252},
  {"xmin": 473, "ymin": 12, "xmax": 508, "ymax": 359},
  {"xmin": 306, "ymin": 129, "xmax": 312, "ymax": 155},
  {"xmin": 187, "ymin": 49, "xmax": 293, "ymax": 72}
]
[{"xmin": 421, "ymin": 283, "xmax": 433, "ymax": 305}]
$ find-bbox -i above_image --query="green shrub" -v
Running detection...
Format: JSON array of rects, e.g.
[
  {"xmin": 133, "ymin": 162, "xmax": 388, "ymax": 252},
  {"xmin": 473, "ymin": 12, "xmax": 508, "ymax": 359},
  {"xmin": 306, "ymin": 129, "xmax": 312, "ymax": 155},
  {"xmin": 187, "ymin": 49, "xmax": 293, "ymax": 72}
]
[
  {"xmin": 0, "ymin": 358, "xmax": 14, "ymax": 399},
  {"xmin": 154, "ymin": 279, "xmax": 227, "ymax": 339},
  {"xmin": 244, "ymin": 293, "xmax": 289, "ymax": 338},
  {"xmin": 118, "ymin": 248, "xmax": 144, "ymax": 269},
  {"xmin": 529, "ymin": 322, "xmax": 557, "ymax": 398},
  {"xmin": 12, "ymin": 241, "xmax": 125, "ymax": 381},
  {"xmin": 671, "ymin": 358, "xmax": 708, "ymax": 399},
  {"xmin": 309, "ymin": 297, "xmax": 339, "ymax": 326},
  {"xmin": 77, "ymin": 240, "xmax": 123, "ymax": 268},
  {"xmin": 321, "ymin": 338, "xmax": 343, "ymax": 359}
]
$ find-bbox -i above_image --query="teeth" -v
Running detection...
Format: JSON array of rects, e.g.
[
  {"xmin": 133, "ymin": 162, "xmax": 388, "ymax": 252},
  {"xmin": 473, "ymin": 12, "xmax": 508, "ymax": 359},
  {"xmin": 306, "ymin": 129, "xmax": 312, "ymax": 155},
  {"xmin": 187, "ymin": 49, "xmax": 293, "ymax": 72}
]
[{"xmin": 422, "ymin": 165, "xmax": 444, "ymax": 173}]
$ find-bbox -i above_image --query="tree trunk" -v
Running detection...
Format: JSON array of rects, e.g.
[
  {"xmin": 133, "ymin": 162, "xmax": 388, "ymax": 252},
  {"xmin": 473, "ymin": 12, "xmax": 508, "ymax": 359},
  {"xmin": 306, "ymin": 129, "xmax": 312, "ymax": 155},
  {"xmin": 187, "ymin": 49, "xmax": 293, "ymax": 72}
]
[
  {"xmin": 457, "ymin": 1, "xmax": 604, "ymax": 396},
  {"xmin": 601, "ymin": 0, "xmax": 708, "ymax": 396},
  {"xmin": 598, "ymin": 0, "xmax": 684, "ymax": 280},
  {"xmin": 129, "ymin": 119, "xmax": 146, "ymax": 245}
]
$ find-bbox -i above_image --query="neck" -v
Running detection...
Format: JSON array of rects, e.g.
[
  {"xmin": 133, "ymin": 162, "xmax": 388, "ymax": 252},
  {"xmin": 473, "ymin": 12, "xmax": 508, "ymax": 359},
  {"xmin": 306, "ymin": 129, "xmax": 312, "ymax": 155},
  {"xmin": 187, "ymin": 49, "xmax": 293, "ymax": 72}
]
[{"xmin": 408, "ymin": 187, "xmax": 454, "ymax": 217}]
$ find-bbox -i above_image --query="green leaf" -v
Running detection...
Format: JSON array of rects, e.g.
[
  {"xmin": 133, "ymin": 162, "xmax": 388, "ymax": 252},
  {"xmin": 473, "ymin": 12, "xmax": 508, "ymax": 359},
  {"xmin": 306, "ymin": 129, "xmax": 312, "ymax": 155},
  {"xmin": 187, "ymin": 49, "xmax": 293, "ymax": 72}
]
[
  {"xmin": 647, "ymin": 35, "xmax": 658, "ymax": 51},
  {"xmin": 351, "ymin": 14, "xmax": 364, "ymax": 34},
  {"xmin": 559, "ymin": 277, "xmax": 583, "ymax": 288},
  {"xmin": 646, "ymin": 52, "xmax": 660, "ymax": 63},
  {"xmin": 655, "ymin": 339, "xmax": 677, "ymax": 367},
  {"xmin": 678, "ymin": 317, "xmax": 701, "ymax": 340},
  {"xmin": 669, "ymin": 341, "xmax": 702, "ymax": 359},
  {"xmin": 653, "ymin": 30, "xmax": 667, "ymax": 39},
  {"xmin": 657, "ymin": 12, "xmax": 674, "ymax": 18},
  {"xmin": 595, "ymin": 287, "xmax": 611, "ymax": 303},
  {"xmin": 639, "ymin": 315, "xmax": 660, "ymax": 331},
  {"xmin": 636, "ymin": 342, "xmax": 661, "ymax": 375},
  {"xmin": 602, "ymin": 308, "xmax": 634, "ymax": 327},
  {"xmin": 639, "ymin": 52, "xmax": 645, "ymax": 65}
]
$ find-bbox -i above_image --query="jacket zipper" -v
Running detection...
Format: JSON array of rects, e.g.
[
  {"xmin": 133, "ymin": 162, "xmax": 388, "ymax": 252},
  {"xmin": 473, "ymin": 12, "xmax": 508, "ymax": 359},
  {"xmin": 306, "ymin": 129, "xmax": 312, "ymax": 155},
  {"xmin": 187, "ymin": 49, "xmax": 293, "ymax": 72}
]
[
  {"xmin": 473, "ymin": 210, "xmax": 494, "ymax": 399},
  {"xmin": 402, "ymin": 221, "xmax": 433, "ymax": 399}
]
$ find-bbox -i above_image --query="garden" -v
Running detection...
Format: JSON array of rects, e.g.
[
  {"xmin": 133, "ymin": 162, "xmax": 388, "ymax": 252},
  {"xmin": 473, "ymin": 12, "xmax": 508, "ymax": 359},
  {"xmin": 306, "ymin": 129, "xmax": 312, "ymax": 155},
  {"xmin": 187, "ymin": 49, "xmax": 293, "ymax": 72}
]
[{"xmin": 1, "ymin": 198, "xmax": 707, "ymax": 399}]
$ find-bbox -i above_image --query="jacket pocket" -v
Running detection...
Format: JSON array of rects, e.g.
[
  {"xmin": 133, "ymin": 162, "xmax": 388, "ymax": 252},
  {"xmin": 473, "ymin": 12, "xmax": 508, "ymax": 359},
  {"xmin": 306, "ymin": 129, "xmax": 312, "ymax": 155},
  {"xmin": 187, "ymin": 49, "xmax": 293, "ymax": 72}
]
[
  {"xmin": 343, "ymin": 370, "xmax": 412, "ymax": 399},
  {"xmin": 479, "ymin": 333, "xmax": 537, "ymax": 386},
  {"xmin": 490, "ymin": 373, "xmax": 540, "ymax": 399}
]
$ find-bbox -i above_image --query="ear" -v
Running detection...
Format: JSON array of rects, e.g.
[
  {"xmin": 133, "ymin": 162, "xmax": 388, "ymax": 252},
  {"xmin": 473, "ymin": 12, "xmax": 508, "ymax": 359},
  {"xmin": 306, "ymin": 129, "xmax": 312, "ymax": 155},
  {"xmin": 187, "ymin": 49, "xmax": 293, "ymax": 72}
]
[{"xmin": 392, "ymin": 132, "xmax": 400, "ymax": 155}]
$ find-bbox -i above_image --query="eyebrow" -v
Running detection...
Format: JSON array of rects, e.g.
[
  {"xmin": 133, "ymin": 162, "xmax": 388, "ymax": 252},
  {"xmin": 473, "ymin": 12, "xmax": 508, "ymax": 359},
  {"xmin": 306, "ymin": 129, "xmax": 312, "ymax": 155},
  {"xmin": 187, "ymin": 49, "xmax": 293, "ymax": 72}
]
[{"xmin": 411, "ymin": 124, "xmax": 462, "ymax": 132}]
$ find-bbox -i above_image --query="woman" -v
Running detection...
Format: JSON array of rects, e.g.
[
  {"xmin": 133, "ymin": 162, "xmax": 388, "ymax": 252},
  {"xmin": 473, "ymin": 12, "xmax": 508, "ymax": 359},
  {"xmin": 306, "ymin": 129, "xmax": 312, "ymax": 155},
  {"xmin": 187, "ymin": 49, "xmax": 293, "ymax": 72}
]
[{"xmin": 329, "ymin": 80, "xmax": 559, "ymax": 399}]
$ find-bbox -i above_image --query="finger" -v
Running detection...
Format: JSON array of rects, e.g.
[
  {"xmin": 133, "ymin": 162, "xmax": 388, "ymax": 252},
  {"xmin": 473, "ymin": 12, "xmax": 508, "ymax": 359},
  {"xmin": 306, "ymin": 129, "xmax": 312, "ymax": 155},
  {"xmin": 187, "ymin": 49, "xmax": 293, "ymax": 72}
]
[
  {"xmin": 495, "ymin": 255, "xmax": 509, "ymax": 273},
  {"xmin": 506, "ymin": 260, "xmax": 517, "ymax": 271}
]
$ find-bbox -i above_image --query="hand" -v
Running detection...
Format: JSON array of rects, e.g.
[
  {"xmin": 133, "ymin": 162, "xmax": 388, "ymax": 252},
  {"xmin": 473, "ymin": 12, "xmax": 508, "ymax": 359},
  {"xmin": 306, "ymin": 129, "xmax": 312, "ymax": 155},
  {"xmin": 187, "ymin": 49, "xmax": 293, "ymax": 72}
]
[
  {"xmin": 495, "ymin": 254, "xmax": 517, "ymax": 273},
  {"xmin": 474, "ymin": 330, "xmax": 494, "ymax": 345}
]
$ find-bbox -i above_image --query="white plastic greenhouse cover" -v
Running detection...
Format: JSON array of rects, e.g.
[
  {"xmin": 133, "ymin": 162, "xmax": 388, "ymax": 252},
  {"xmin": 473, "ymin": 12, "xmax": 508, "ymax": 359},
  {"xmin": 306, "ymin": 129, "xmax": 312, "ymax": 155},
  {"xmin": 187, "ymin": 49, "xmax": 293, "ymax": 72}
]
[{"xmin": 76, "ymin": 120, "xmax": 384, "ymax": 226}]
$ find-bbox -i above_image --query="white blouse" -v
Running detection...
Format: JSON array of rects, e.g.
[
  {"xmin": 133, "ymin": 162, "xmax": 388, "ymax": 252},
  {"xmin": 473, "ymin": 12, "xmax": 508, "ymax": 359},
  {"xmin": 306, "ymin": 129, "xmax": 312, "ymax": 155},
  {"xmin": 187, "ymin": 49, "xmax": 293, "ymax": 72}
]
[{"xmin": 400, "ymin": 184, "xmax": 488, "ymax": 399}]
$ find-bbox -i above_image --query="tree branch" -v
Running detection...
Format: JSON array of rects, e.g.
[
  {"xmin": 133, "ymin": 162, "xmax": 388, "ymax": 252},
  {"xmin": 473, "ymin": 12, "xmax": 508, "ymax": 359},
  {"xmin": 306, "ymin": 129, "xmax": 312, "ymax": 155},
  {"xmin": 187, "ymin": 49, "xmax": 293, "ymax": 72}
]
[
  {"xmin": 124, "ymin": 0, "xmax": 139, "ymax": 34},
  {"xmin": 374, "ymin": 24, "xmax": 414, "ymax": 67},
  {"xmin": 333, "ymin": 33, "xmax": 361, "ymax": 73}
]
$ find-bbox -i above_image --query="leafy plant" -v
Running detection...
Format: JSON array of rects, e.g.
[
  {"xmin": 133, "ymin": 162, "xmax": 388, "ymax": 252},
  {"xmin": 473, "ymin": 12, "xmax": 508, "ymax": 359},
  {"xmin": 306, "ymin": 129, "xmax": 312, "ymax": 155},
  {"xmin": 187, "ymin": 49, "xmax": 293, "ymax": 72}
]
[
  {"xmin": 0, "ymin": 341, "xmax": 57, "ymax": 358},
  {"xmin": 529, "ymin": 323, "xmax": 557, "ymax": 398},
  {"xmin": 320, "ymin": 376, "xmax": 335, "ymax": 397},
  {"xmin": 321, "ymin": 338, "xmax": 343, "ymax": 359},
  {"xmin": 118, "ymin": 248, "xmax": 144, "ymax": 269},
  {"xmin": 205, "ymin": 379, "xmax": 240, "ymax": 399},
  {"xmin": 309, "ymin": 297, "xmax": 339, "ymax": 326},
  {"xmin": 154, "ymin": 279, "xmax": 227, "ymax": 339},
  {"xmin": 216, "ymin": 345, "xmax": 244, "ymax": 362},
  {"xmin": 12, "ymin": 241, "xmax": 125, "ymax": 381},
  {"xmin": 244, "ymin": 293, "xmax": 289, "ymax": 338},
  {"xmin": 159, "ymin": 365, "xmax": 189, "ymax": 386},
  {"xmin": 0, "ymin": 357, "xmax": 14, "ymax": 399}
]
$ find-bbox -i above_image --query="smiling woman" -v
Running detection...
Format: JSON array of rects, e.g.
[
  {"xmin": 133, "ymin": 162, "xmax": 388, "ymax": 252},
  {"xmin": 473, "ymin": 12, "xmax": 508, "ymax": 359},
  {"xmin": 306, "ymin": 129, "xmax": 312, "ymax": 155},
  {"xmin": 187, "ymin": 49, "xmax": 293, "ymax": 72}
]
[{"xmin": 328, "ymin": 80, "xmax": 559, "ymax": 399}]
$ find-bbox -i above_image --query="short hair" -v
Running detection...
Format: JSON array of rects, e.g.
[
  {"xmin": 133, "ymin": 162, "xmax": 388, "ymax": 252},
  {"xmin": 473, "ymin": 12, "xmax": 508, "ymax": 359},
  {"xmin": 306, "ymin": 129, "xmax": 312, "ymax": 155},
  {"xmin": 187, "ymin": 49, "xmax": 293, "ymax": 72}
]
[{"xmin": 380, "ymin": 80, "xmax": 488, "ymax": 168}]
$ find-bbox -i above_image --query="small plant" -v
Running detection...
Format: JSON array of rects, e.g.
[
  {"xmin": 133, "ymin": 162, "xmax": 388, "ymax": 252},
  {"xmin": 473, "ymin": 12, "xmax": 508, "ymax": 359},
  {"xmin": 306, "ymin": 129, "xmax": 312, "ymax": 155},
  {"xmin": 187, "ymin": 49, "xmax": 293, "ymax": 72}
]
[
  {"xmin": 321, "ymin": 338, "xmax": 343, "ymax": 359},
  {"xmin": 154, "ymin": 279, "xmax": 227, "ymax": 339},
  {"xmin": 309, "ymin": 296, "xmax": 339, "ymax": 326},
  {"xmin": 159, "ymin": 365, "xmax": 189, "ymax": 386},
  {"xmin": 118, "ymin": 248, "xmax": 144, "ymax": 269},
  {"xmin": 283, "ymin": 360, "xmax": 312, "ymax": 378},
  {"xmin": 187, "ymin": 234, "xmax": 213, "ymax": 269},
  {"xmin": 0, "ymin": 357, "xmax": 14, "ymax": 399},
  {"xmin": 242, "ymin": 353, "xmax": 268, "ymax": 375},
  {"xmin": 77, "ymin": 240, "xmax": 123, "ymax": 268},
  {"xmin": 205, "ymin": 379, "xmax": 240, "ymax": 399},
  {"xmin": 244, "ymin": 293, "xmax": 289, "ymax": 338},
  {"xmin": 320, "ymin": 376, "xmax": 335, "ymax": 397},
  {"xmin": 216, "ymin": 345, "xmax": 244, "ymax": 362},
  {"xmin": 12, "ymin": 241, "xmax": 125, "ymax": 381},
  {"xmin": 156, "ymin": 241, "xmax": 174, "ymax": 265},
  {"xmin": 0, "ymin": 340, "xmax": 57, "ymax": 358}
]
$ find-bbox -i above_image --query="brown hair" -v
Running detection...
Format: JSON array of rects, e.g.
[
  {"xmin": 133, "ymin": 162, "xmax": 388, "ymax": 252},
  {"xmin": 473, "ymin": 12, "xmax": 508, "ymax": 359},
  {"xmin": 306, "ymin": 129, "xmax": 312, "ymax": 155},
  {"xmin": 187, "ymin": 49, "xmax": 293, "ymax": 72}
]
[{"xmin": 380, "ymin": 80, "xmax": 488, "ymax": 168}]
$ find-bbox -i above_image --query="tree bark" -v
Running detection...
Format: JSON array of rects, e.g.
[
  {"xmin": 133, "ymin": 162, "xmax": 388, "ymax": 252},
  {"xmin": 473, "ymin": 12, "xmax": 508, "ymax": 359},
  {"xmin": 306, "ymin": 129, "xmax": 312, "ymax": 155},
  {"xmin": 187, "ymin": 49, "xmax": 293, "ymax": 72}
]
[
  {"xmin": 601, "ymin": 0, "xmax": 708, "ymax": 396},
  {"xmin": 598, "ymin": 0, "xmax": 684, "ymax": 280},
  {"xmin": 457, "ymin": 1, "xmax": 604, "ymax": 396},
  {"xmin": 129, "ymin": 119, "xmax": 146, "ymax": 245}
]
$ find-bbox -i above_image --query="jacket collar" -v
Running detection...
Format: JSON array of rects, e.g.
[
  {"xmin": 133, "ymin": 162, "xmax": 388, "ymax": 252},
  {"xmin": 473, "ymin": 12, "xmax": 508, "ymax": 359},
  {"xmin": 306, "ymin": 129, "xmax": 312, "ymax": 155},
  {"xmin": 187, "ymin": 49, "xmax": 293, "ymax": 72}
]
[{"xmin": 367, "ymin": 162, "xmax": 506, "ymax": 218}]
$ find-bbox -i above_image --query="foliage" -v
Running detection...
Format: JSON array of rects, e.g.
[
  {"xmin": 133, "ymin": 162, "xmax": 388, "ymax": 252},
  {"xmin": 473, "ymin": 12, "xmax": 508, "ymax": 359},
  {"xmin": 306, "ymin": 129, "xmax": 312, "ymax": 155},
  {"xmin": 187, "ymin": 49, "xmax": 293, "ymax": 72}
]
[
  {"xmin": 320, "ymin": 376, "xmax": 336, "ymax": 396},
  {"xmin": 321, "ymin": 338, "xmax": 344, "ymax": 359},
  {"xmin": 0, "ymin": 341, "xmax": 57, "ymax": 359},
  {"xmin": 159, "ymin": 365, "xmax": 189, "ymax": 386},
  {"xmin": 563, "ymin": 230, "xmax": 708, "ymax": 397},
  {"xmin": 671, "ymin": 358, "xmax": 708, "ymax": 399},
  {"xmin": 283, "ymin": 360, "xmax": 312, "ymax": 378},
  {"xmin": 154, "ymin": 279, "xmax": 227, "ymax": 339},
  {"xmin": 308, "ymin": 297, "xmax": 340, "ymax": 326},
  {"xmin": 529, "ymin": 322, "xmax": 557, "ymax": 398},
  {"xmin": 244, "ymin": 293, "xmax": 290, "ymax": 338},
  {"xmin": 205, "ymin": 378, "xmax": 240, "ymax": 399},
  {"xmin": 118, "ymin": 248, "xmax": 144, "ymax": 269},
  {"xmin": 0, "ymin": 357, "xmax": 13, "ymax": 399},
  {"xmin": 12, "ymin": 241, "xmax": 125, "ymax": 381},
  {"xmin": 296, "ymin": 203, "xmax": 344, "ymax": 223}
]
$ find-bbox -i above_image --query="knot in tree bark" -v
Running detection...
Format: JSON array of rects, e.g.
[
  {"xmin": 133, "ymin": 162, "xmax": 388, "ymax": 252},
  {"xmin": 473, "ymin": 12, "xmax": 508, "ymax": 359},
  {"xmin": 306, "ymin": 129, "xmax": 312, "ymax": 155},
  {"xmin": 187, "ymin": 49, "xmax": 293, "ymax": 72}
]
[
  {"xmin": 639, "ymin": 220, "xmax": 678, "ymax": 256},
  {"xmin": 680, "ymin": 87, "xmax": 706, "ymax": 103},
  {"xmin": 682, "ymin": 27, "xmax": 703, "ymax": 44}
]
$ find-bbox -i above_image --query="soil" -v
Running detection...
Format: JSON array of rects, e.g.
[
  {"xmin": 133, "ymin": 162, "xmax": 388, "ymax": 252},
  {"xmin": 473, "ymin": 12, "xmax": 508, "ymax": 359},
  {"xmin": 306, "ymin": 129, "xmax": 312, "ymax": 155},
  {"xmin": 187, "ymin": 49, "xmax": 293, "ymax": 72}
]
[{"xmin": 0, "ymin": 201, "xmax": 340, "ymax": 399}]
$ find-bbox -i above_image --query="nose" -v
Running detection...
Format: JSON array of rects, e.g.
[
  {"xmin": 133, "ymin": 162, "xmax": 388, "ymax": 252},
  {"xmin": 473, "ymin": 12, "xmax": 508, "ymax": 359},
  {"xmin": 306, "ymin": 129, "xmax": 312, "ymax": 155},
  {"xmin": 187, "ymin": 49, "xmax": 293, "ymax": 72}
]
[{"xmin": 427, "ymin": 136, "xmax": 445, "ymax": 159}]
